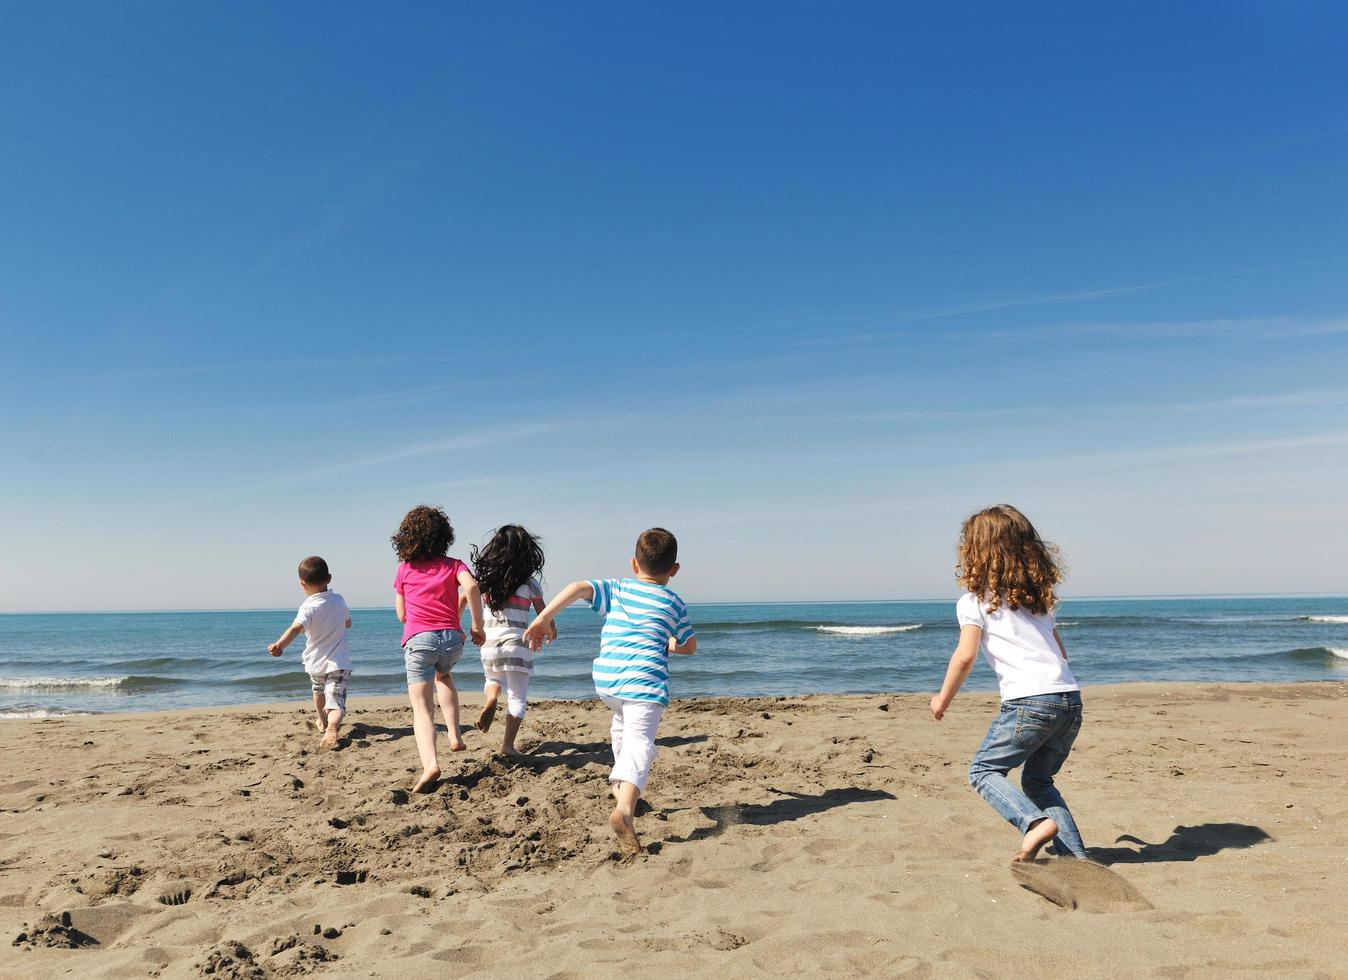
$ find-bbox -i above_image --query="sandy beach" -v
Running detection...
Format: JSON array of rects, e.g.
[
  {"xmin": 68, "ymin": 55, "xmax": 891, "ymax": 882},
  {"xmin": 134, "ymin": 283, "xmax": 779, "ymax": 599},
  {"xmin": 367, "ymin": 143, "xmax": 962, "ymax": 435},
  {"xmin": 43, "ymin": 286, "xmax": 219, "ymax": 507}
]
[{"xmin": 1, "ymin": 682, "xmax": 1344, "ymax": 978}]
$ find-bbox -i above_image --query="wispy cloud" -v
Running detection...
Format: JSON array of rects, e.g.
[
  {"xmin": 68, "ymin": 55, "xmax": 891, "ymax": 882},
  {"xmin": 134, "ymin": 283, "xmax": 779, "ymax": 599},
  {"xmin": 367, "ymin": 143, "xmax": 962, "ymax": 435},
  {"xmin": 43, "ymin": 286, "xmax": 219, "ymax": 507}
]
[
  {"xmin": 975, "ymin": 315, "xmax": 1348, "ymax": 344},
  {"xmin": 1168, "ymin": 388, "xmax": 1348, "ymax": 412},
  {"xmin": 823, "ymin": 388, "xmax": 1348, "ymax": 427},
  {"xmin": 836, "ymin": 407, "xmax": 1047, "ymax": 423},
  {"xmin": 1042, "ymin": 430, "xmax": 1348, "ymax": 469},
  {"xmin": 238, "ymin": 421, "xmax": 579, "ymax": 494},
  {"xmin": 103, "ymin": 351, "xmax": 438, "ymax": 385},
  {"xmin": 313, "ymin": 423, "xmax": 575, "ymax": 478},
  {"xmin": 790, "ymin": 254, "xmax": 1348, "ymax": 350}
]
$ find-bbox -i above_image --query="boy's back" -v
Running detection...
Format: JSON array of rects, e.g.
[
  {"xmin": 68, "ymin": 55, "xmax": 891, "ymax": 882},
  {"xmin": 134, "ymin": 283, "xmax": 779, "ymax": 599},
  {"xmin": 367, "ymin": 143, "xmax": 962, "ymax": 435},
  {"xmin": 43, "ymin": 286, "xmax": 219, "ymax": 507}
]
[
  {"xmin": 588, "ymin": 577, "xmax": 693, "ymax": 706},
  {"xmin": 297, "ymin": 590, "xmax": 352, "ymax": 675}
]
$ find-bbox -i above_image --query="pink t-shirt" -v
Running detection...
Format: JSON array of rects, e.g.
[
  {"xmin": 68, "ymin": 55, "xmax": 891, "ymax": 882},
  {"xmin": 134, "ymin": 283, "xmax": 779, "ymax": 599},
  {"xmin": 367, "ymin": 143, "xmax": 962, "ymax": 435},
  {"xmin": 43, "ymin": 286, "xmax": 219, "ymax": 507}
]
[{"xmin": 394, "ymin": 556, "xmax": 472, "ymax": 645}]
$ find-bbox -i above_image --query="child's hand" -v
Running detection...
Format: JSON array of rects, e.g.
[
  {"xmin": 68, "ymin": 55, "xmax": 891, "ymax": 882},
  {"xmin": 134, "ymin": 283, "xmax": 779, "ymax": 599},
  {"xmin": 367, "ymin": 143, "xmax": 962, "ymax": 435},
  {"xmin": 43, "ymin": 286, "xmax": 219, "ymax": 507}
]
[
  {"xmin": 930, "ymin": 695, "xmax": 946, "ymax": 721},
  {"xmin": 522, "ymin": 621, "xmax": 548, "ymax": 651},
  {"xmin": 470, "ymin": 625, "xmax": 486, "ymax": 647},
  {"xmin": 547, "ymin": 621, "xmax": 557, "ymax": 642},
  {"xmin": 268, "ymin": 643, "xmax": 283, "ymax": 658}
]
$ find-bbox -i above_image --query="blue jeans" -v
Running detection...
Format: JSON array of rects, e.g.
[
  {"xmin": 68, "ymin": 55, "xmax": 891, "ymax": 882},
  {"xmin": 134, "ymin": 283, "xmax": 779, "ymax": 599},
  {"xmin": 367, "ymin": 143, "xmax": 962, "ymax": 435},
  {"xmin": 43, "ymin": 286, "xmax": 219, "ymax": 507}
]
[
  {"xmin": 968, "ymin": 691, "xmax": 1086, "ymax": 857},
  {"xmin": 403, "ymin": 629, "xmax": 465, "ymax": 685}
]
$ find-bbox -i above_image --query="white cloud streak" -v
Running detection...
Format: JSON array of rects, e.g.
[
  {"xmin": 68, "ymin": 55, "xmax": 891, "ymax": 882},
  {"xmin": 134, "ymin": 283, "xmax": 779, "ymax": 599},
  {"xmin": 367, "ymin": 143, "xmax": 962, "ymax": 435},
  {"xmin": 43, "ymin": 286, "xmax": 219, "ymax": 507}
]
[{"xmin": 1041, "ymin": 430, "xmax": 1348, "ymax": 469}]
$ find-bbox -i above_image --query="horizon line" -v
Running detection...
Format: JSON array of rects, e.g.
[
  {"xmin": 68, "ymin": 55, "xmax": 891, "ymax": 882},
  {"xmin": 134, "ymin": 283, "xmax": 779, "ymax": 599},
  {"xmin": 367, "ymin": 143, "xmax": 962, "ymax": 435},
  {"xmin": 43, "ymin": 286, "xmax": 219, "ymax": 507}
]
[{"xmin": 1, "ymin": 590, "xmax": 1345, "ymax": 616}]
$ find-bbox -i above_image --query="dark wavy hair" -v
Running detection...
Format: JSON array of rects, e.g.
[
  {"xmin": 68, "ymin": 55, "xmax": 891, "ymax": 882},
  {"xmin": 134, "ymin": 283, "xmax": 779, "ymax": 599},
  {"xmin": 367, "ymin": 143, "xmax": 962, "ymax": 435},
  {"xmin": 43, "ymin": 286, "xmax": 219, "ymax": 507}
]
[
  {"xmin": 471, "ymin": 525, "xmax": 545, "ymax": 611},
  {"xmin": 391, "ymin": 505, "xmax": 455, "ymax": 562},
  {"xmin": 956, "ymin": 504, "xmax": 1063, "ymax": 615}
]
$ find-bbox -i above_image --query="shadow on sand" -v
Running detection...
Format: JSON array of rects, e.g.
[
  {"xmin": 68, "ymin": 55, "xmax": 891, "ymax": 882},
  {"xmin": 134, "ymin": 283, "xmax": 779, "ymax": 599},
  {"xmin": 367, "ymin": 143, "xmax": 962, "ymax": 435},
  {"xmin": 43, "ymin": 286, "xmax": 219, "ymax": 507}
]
[
  {"xmin": 1088, "ymin": 823, "xmax": 1273, "ymax": 865},
  {"xmin": 666, "ymin": 787, "xmax": 897, "ymax": 844},
  {"xmin": 346, "ymin": 721, "xmax": 475, "ymax": 743},
  {"xmin": 517, "ymin": 735, "xmax": 709, "ymax": 773}
]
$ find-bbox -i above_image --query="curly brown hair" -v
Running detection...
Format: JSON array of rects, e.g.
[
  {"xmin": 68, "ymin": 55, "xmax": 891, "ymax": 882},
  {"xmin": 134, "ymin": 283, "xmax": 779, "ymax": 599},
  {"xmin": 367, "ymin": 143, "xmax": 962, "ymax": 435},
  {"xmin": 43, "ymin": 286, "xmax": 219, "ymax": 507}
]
[
  {"xmin": 956, "ymin": 505, "xmax": 1063, "ymax": 615},
  {"xmin": 391, "ymin": 505, "xmax": 455, "ymax": 562}
]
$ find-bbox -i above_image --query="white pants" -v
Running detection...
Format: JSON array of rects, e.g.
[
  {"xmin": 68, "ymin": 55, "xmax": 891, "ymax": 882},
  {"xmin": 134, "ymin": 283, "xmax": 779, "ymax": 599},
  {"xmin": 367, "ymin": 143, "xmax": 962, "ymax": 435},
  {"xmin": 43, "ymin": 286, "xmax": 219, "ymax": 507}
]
[
  {"xmin": 599, "ymin": 694, "xmax": 665, "ymax": 793},
  {"xmin": 483, "ymin": 669, "xmax": 530, "ymax": 720}
]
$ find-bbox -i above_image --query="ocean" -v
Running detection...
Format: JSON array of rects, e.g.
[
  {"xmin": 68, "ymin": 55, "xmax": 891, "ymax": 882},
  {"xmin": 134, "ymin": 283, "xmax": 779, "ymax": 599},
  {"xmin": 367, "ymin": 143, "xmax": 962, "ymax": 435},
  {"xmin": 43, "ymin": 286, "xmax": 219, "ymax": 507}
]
[{"xmin": 1, "ymin": 596, "xmax": 1345, "ymax": 719}]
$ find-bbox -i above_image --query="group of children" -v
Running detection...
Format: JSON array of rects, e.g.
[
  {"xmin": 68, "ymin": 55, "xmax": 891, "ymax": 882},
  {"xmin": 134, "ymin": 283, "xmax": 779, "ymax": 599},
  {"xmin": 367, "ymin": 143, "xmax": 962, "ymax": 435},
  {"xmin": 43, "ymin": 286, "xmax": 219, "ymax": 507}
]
[
  {"xmin": 269, "ymin": 503, "xmax": 1084, "ymax": 861},
  {"xmin": 269, "ymin": 506, "xmax": 695, "ymax": 853}
]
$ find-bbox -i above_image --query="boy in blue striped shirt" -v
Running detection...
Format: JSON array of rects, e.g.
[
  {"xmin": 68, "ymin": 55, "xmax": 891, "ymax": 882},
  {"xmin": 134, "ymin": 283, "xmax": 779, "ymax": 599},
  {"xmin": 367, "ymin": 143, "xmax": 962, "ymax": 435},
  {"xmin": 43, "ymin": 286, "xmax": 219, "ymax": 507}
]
[{"xmin": 524, "ymin": 528, "xmax": 697, "ymax": 854}]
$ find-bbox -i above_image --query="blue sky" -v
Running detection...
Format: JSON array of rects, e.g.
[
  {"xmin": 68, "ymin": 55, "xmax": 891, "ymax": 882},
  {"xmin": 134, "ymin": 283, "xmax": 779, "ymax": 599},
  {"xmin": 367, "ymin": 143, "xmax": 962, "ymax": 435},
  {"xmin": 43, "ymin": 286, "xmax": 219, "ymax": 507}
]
[{"xmin": 1, "ymin": 3, "xmax": 1346, "ymax": 611}]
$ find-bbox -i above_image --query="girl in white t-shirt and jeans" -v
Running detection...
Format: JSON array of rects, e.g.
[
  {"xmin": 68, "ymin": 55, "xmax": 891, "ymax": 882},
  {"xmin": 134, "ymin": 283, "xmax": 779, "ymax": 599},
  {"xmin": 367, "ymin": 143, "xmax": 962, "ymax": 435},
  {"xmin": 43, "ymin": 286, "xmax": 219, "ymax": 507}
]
[{"xmin": 930, "ymin": 505, "xmax": 1086, "ymax": 862}]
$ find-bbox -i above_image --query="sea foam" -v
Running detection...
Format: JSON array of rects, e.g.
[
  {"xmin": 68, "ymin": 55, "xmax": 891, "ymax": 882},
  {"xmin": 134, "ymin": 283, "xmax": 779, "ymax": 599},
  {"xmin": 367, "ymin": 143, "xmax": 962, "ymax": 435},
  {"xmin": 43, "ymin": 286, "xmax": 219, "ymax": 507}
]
[
  {"xmin": 1301, "ymin": 615, "xmax": 1348, "ymax": 624},
  {"xmin": 0, "ymin": 708, "xmax": 93, "ymax": 719},
  {"xmin": 0, "ymin": 676, "xmax": 128, "ymax": 691},
  {"xmin": 814, "ymin": 625, "xmax": 922, "ymax": 636}
]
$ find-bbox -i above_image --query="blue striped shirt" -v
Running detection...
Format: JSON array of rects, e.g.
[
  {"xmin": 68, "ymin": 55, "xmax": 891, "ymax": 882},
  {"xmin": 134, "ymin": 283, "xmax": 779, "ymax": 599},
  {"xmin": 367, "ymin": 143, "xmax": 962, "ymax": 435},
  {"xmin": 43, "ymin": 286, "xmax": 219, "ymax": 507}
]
[{"xmin": 588, "ymin": 578, "xmax": 695, "ymax": 706}]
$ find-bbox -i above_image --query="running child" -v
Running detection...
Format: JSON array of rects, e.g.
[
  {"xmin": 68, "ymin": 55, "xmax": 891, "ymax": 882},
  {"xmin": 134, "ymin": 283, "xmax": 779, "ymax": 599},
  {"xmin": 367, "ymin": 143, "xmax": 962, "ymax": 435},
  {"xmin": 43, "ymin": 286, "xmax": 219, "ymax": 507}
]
[
  {"xmin": 392, "ymin": 505, "xmax": 486, "ymax": 793},
  {"xmin": 930, "ymin": 504, "xmax": 1086, "ymax": 862},
  {"xmin": 470, "ymin": 524, "xmax": 554, "ymax": 756},
  {"xmin": 523, "ymin": 528, "xmax": 696, "ymax": 855},
  {"xmin": 268, "ymin": 556, "xmax": 352, "ymax": 751}
]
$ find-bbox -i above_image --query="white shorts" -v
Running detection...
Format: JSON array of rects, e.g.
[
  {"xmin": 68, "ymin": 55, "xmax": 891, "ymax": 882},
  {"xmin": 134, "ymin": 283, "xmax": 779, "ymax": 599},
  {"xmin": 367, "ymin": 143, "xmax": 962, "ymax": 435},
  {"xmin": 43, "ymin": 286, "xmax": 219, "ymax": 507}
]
[
  {"xmin": 599, "ymin": 694, "xmax": 665, "ymax": 793},
  {"xmin": 483, "ymin": 668, "xmax": 530, "ymax": 720}
]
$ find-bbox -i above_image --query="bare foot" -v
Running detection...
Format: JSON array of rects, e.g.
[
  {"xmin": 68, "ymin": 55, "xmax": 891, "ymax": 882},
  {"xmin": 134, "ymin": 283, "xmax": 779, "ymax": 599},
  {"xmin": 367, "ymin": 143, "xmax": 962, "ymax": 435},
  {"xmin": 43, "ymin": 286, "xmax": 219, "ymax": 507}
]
[
  {"xmin": 311, "ymin": 720, "xmax": 326, "ymax": 735},
  {"xmin": 319, "ymin": 729, "xmax": 339, "ymax": 751},
  {"xmin": 500, "ymin": 745, "xmax": 523, "ymax": 758},
  {"xmin": 447, "ymin": 736, "xmax": 467, "ymax": 752},
  {"xmin": 475, "ymin": 700, "xmax": 498, "ymax": 734},
  {"xmin": 411, "ymin": 767, "xmax": 440, "ymax": 793},
  {"xmin": 1014, "ymin": 817, "xmax": 1059, "ymax": 862},
  {"xmin": 609, "ymin": 807, "xmax": 642, "ymax": 855}
]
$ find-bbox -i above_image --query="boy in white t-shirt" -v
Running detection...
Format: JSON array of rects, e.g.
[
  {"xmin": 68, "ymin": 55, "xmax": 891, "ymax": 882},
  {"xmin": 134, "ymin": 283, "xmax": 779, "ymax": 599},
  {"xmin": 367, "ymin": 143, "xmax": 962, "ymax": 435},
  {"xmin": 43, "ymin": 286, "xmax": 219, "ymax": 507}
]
[
  {"xmin": 930, "ymin": 506, "xmax": 1086, "ymax": 863},
  {"xmin": 268, "ymin": 556, "xmax": 353, "ymax": 750}
]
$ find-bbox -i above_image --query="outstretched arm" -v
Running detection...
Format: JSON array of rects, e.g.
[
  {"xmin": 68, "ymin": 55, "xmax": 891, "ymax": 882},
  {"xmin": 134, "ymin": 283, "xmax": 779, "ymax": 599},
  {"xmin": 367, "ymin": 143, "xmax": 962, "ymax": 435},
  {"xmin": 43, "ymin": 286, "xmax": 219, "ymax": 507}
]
[
  {"xmin": 532, "ymin": 594, "xmax": 557, "ymax": 641},
  {"xmin": 930, "ymin": 625, "xmax": 982, "ymax": 720},
  {"xmin": 459, "ymin": 570, "xmax": 486, "ymax": 646},
  {"xmin": 269, "ymin": 623, "xmax": 304, "ymax": 657},
  {"xmin": 522, "ymin": 581, "xmax": 595, "ymax": 650}
]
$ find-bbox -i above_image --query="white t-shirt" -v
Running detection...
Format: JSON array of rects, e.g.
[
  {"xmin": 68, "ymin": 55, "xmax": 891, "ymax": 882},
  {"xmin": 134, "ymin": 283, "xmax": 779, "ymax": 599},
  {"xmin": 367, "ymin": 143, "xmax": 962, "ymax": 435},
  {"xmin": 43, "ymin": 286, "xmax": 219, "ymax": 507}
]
[
  {"xmin": 295, "ymin": 590, "xmax": 352, "ymax": 676},
  {"xmin": 955, "ymin": 592, "xmax": 1077, "ymax": 701}
]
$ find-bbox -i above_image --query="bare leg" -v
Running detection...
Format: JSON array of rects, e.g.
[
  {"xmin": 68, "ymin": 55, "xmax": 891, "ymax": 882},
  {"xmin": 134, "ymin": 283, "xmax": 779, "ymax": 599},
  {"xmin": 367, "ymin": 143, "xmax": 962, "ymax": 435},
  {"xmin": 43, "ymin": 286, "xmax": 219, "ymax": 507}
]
[
  {"xmin": 320, "ymin": 706, "xmax": 343, "ymax": 750},
  {"xmin": 609, "ymin": 780, "xmax": 642, "ymax": 854},
  {"xmin": 476, "ymin": 682, "xmax": 501, "ymax": 734},
  {"xmin": 1014, "ymin": 816, "xmax": 1060, "ymax": 862},
  {"xmin": 311, "ymin": 690, "xmax": 328, "ymax": 734},
  {"xmin": 435, "ymin": 673, "xmax": 466, "ymax": 751},
  {"xmin": 501, "ymin": 713, "xmax": 523, "ymax": 756},
  {"xmin": 408, "ymin": 681, "xmax": 440, "ymax": 792}
]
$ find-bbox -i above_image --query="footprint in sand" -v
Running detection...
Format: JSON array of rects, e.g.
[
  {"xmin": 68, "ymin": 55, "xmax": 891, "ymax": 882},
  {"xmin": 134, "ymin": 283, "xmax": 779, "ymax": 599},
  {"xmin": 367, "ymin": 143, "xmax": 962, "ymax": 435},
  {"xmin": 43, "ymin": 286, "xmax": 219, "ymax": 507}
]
[
  {"xmin": 1011, "ymin": 859, "xmax": 1152, "ymax": 912},
  {"xmin": 155, "ymin": 882, "xmax": 194, "ymax": 906}
]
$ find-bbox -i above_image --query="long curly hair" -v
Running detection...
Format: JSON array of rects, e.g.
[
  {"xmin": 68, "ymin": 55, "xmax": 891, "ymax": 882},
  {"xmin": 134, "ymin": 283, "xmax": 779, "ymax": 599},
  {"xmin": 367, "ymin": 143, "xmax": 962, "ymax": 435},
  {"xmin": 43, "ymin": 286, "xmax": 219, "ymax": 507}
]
[
  {"xmin": 470, "ymin": 525, "xmax": 545, "ymax": 611},
  {"xmin": 956, "ymin": 505, "xmax": 1063, "ymax": 615},
  {"xmin": 391, "ymin": 505, "xmax": 455, "ymax": 563}
]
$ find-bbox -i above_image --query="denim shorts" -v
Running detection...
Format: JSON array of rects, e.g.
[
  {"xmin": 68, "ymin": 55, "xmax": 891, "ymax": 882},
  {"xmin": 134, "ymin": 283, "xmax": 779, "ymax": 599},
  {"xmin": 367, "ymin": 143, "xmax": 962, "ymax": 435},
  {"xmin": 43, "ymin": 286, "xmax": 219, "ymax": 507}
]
[{"xmin": 403, "ymin": 628, "xmax": 465, "ymax": 685}]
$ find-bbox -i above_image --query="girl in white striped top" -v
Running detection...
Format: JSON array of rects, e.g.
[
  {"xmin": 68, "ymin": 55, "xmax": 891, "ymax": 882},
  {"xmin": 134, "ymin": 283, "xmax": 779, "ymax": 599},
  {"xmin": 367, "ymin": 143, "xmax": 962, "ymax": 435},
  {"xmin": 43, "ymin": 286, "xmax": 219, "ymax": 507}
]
[{"xmin": 470, "ymin": 525, "xmax": 553, "ymax": 755}]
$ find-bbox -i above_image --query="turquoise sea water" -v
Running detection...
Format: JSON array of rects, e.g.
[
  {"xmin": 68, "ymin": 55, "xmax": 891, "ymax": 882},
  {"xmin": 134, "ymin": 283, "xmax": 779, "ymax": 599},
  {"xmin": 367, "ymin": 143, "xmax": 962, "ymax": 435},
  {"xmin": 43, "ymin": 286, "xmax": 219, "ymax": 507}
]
[{"xmin": 1, "ymin": 597, "xmax": 1345, "ymax": 718}]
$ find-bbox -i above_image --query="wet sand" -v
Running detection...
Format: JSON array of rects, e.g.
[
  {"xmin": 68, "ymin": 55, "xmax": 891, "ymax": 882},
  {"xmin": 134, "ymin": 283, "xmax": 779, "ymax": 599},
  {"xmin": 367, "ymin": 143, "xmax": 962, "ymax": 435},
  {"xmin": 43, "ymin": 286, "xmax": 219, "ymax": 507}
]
[{"xmin": 1, "ymin": 682, "xmax": 1344, "ymax": 978}]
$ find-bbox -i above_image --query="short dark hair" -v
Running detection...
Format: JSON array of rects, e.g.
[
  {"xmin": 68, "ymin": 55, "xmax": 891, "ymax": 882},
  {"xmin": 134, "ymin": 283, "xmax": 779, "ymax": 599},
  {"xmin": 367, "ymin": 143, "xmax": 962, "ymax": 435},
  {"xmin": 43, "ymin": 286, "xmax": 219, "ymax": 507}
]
[
  {"xmin": 635, "ymin": 527, "xmax": 678, "ymax": 575},
  {"xmin": 298, "ymin": 556, "xmax": 331, "ymax": 586}
]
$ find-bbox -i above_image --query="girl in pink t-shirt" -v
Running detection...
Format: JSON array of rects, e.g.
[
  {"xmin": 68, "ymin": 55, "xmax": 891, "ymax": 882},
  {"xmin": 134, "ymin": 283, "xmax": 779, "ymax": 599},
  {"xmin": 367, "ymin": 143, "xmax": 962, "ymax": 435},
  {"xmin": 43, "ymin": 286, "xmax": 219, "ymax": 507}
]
[{"xmin": 392, "ymin": 505, "xmax": 485, "ymax": 793}]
